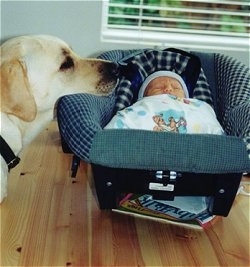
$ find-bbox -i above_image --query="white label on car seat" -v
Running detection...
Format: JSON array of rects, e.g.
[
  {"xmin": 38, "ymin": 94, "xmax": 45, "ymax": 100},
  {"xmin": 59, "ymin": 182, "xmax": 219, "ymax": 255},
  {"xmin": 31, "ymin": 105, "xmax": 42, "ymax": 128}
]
[{"xmin": 149, "ymin": 183, "xmax": 174, "ymax": 191}]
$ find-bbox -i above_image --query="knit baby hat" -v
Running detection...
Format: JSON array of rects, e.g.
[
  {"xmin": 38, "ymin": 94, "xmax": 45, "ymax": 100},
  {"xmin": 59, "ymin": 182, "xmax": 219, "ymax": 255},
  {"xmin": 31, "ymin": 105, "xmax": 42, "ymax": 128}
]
[{"xmin": 138, "ymin": 70, "xmax": 189, "ymax": 100}]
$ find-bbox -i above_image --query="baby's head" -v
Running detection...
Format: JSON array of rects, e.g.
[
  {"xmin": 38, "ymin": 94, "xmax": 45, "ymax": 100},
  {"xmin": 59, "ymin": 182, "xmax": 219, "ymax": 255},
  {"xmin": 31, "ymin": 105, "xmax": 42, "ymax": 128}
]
[{"xmin": 138, "ymin": 71, "xmax": 189, "ymax": 100}]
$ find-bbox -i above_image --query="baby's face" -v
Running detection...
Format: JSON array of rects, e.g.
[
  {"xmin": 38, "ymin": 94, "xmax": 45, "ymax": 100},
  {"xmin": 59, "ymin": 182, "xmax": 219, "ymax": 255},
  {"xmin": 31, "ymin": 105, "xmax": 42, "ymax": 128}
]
[{"xmin": 144, "ymin": 76, "xmax": 185, "ymax": 98}]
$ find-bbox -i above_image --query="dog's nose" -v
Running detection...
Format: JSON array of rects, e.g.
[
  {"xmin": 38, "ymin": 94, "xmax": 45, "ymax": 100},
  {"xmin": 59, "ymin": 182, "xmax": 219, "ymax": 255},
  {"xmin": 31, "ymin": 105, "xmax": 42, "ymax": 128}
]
[{"xmin": 108, "ymin": 62, "xmax": 120, "ymax": 77}]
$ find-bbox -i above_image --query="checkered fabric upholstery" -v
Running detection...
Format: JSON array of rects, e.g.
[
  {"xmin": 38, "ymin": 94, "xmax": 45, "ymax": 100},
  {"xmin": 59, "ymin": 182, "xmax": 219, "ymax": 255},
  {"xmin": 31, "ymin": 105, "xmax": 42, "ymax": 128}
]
[
  {"xmin": 90, "ymin": 130, "xmax": 249, "ymax": 173},
  {"xmin": 215, "ymin": 54, "xmax": 249, "ymax": 150},
  {"xmin": 57, "ymin": 50, "xmax": 250, "ymax": 172},
  {"xmin": 57, "ymin": 93, "xmax": 116, "ymax": 160},
  {"xmin": 100, "ymin": 49, "xmax": 213, "ymax": 111}
]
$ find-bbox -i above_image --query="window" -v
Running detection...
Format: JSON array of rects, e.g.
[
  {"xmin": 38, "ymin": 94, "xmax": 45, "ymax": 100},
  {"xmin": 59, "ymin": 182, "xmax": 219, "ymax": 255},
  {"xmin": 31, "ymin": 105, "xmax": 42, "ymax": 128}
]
[{"xmin": 101, "ymin": 0, "xmax": 249, "ymax": 51}]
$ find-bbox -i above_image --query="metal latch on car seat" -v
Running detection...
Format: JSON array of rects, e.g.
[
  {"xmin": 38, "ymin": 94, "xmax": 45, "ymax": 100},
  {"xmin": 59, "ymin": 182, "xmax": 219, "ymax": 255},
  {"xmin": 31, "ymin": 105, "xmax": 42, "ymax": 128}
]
[{"xmin": 149, "ymin": 170, "xmax": 181, "ymax": 192}]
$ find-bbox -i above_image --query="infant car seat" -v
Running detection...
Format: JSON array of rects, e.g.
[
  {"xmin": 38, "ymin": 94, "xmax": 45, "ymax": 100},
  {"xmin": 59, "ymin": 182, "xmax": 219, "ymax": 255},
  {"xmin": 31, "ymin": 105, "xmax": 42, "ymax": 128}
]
[{"xmin": 57, "ymin": 49, "xmax": 250, "ymax": 217}]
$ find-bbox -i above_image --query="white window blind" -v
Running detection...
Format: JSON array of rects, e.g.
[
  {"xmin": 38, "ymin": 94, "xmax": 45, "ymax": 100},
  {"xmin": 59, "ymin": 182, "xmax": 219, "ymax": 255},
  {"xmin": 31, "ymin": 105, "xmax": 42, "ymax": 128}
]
[{"xmin": 101, "ymin": 0, "xmax": 249, "ymax": 51}]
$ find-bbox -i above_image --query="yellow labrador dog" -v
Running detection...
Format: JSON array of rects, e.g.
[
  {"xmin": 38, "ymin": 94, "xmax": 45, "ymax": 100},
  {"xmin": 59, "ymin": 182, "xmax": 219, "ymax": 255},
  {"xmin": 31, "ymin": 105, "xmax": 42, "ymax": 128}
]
[{"xmin": 0, "ymin": 35, "xmax": 119, "ymax": 202}]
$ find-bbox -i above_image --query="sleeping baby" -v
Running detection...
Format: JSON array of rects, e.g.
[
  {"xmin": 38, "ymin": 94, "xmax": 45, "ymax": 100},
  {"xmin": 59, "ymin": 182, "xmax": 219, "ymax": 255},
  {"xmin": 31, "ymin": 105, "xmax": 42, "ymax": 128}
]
[{"xmin": 105, "ymin": 70, "xmax": 224, "ymax": 135}]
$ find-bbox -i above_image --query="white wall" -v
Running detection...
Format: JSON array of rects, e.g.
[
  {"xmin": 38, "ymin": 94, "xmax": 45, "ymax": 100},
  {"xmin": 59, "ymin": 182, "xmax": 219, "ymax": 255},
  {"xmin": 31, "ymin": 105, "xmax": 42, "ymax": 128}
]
[
  {"xmin": 1, "ymin": 0, "xmax": 139, "ymax": 57},
  {"xmin": 1, "ymin": 0, "xmax": 249, "ymax": 65}
]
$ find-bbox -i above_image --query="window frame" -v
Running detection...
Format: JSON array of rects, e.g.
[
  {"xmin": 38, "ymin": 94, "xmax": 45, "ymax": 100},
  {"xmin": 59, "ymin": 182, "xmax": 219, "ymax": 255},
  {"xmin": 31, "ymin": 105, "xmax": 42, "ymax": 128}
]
[{"xmin": 101, "ymin": 0, "xmax": 249, "ymax": 52}]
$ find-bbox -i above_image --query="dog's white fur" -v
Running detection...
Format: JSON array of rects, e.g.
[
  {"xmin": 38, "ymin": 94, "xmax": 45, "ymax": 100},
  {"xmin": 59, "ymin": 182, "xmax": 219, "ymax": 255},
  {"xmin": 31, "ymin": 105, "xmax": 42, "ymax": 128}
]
[{"xmin": 0, "ymin": 35, "xmax": 118, "ymax": 202}]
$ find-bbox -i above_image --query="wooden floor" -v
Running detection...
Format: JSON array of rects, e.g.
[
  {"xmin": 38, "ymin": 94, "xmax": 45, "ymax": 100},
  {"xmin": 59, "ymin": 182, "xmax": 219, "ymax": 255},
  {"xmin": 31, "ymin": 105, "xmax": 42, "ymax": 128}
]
[{"xmin": 1, "ymin": 121, "xmax": 249, "ymax": 267}]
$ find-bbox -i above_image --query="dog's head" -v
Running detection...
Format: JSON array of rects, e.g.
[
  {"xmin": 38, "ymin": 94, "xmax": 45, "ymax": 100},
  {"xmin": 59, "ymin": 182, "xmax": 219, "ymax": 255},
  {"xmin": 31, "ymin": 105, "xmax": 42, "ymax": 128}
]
[{"xmin": 0, "ymin": 35, "xmax": 119, "ymax": 122}]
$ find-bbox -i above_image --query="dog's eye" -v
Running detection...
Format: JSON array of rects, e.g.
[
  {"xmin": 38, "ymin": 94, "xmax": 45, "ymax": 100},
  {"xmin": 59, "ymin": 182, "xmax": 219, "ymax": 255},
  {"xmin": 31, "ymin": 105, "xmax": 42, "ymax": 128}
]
[{"xmin": 60, "ymin": 56, "xmax": 74, "ymax": 71}]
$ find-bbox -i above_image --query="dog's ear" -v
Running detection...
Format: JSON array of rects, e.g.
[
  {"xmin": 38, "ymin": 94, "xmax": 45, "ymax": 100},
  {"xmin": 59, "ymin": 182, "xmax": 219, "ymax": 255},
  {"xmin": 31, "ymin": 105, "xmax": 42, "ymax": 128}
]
[{"xmin": 0, "ymin": 59, "xmax": 37, "ymax": 121}]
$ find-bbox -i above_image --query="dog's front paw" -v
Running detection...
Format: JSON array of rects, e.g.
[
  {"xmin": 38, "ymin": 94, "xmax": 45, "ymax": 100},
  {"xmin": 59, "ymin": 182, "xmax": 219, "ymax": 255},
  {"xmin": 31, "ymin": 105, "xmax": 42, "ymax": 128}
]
[
  {"xmin": 0, "ymin": 192, "xmax": 7, "ymax": 203},
  {"xmin": 0, "ymin": 185, "xmax": 7, "ymax": 203},
  {"xmin": 0, "ymin": 162, "xmax": 8, "ymax": 203}
]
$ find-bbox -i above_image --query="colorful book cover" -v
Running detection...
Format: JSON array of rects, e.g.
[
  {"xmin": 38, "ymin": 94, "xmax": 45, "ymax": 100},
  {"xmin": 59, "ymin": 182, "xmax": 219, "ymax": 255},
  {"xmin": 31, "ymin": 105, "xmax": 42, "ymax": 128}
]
[{"xmin": 113, "ymin": 194, "xmax": 219, "ymax": 230}]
